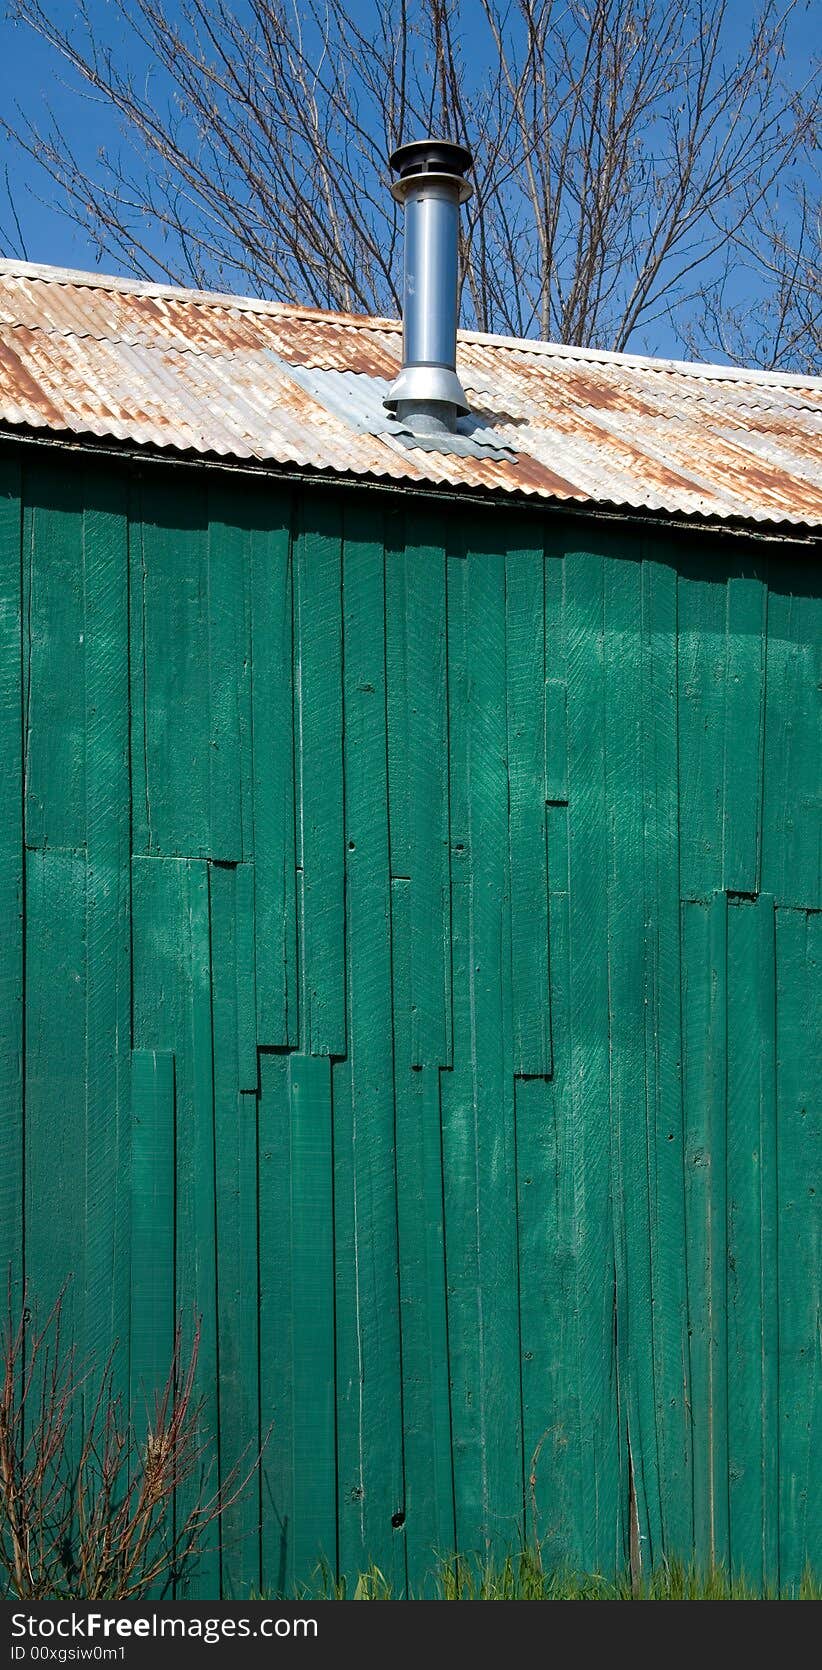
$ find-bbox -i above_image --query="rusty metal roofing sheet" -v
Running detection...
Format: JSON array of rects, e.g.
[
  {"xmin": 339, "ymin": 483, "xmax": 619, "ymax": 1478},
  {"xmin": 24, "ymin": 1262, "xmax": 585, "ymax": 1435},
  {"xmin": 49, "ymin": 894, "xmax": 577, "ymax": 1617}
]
[{"xmin": 0, "ymin": 259, "xmax": 820, "ymax": 528}]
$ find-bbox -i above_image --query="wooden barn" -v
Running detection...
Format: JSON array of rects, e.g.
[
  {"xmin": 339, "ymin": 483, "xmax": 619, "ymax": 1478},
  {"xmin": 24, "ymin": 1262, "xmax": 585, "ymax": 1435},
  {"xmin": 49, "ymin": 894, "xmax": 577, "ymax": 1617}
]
[{"xmin": 0, "ymin": 196, "xmax": 819, "ymax": 1595}]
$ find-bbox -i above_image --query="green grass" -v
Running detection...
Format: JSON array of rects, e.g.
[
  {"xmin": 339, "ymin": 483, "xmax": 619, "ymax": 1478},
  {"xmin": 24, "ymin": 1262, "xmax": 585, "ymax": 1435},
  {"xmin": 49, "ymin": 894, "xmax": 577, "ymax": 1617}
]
[{"xmin": 256, "ymin": 1552, "xmax": 821, "ymax": 1600}]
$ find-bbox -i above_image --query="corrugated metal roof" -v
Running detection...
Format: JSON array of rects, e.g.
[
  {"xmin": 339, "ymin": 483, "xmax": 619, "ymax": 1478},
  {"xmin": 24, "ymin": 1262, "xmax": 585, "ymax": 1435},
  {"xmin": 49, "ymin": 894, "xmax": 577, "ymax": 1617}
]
[{"xmin": 1, "ymin": 259, "xmax": 820, "ymax": 528}]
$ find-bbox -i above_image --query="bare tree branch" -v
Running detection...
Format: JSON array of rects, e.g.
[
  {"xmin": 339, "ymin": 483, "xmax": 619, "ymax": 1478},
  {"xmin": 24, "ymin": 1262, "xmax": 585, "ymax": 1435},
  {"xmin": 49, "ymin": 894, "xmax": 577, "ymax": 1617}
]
[
  {"xmin": 3, "ymin": 0, "xmax": 820, "ymax": 368},
  {"xmin": 0, "ymin": 1279, "xmax": 265, "ymax": 1600}
]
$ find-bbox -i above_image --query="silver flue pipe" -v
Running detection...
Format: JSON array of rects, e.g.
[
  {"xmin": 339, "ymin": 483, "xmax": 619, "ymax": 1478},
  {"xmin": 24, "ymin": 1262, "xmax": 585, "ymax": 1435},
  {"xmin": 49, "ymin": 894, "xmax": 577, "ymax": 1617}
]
[{"xmin": 384, "ymin": 138, "xmax": 474, "ymax": 436}]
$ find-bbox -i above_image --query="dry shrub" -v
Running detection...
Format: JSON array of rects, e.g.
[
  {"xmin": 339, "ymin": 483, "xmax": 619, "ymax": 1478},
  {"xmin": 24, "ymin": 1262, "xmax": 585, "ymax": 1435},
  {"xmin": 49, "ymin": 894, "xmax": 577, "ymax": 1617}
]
[{"xmin": 0, "ymin": 1280, "xmax": 258, "ymax": 1600}]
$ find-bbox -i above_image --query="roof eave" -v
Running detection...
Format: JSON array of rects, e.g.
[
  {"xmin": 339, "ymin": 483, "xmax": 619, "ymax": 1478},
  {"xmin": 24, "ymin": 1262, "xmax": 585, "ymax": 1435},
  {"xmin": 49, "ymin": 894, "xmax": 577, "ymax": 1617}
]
[{"xmin": 2, "ymin": 421, "xmax": 818, "ymax": 546}]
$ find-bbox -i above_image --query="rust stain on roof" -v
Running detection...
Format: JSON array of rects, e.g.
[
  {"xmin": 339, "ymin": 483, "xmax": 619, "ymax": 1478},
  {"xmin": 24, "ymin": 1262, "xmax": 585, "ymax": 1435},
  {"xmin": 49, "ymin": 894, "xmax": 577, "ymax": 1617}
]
[
  {"xmin": 0, "ymin": 259, "xmax": 820, "ymax": 529},
  {"xmin": 263, "ymin": 315, "xmax": 402, "ymax": 378},
  {"xmin": 711, "ymin": 449, "xmax": 822, "ymax": 518},
  {"xmin": 549, "ymin": 368, "xmax": 660, "ymax": 417},
  {"xmin": 471, "ymin": 448, "xmax": 587, "ymax": 499},
  {"xmin": 0, "ymin": 330, "xmax": 67, "ymax": 428}
]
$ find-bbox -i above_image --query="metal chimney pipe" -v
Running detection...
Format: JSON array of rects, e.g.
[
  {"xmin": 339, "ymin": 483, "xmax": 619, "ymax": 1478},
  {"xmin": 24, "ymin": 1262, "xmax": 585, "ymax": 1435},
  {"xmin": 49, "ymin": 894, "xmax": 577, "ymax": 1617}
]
[{"xmin": 384, "ymin": 138, "xmax": 474, "ymax": 435}]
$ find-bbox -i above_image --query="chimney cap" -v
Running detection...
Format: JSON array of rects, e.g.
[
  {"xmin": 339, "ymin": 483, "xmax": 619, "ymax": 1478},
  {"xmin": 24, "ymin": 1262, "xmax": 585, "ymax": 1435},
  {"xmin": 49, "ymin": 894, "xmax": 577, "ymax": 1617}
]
[{"xmin": 388, "ymin": 138, "xmax": 474, "ymax": 203}]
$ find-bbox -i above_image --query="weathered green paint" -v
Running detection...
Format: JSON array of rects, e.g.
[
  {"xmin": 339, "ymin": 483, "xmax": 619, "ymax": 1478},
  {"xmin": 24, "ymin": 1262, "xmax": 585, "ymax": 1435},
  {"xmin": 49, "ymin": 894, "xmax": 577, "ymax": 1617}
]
[
  {"xmin": 130, "ymin": 1047, "xmax": 175, "ymax": 1419},
  {"xmin": 726, "ymin": 894, "xmax": 778, "ymax": 1587},
  {"xmin": 338, "ymin": 502, "xmax": 405, "ymax": 1589},
  {"xmin": 84, "ymin": 471, "xmax": 132, "ymax": 1400},
  {"xmin": 249, "ymin": 499, "xmax": 297, "ymax": 1049},
  {"xmin": 1, "ymin": 447, "xmax": 819, "ymax": 1597},
  {"xmin": 129, "ymin": 1044, "xmax": 175, "ymax": 1599},
  {"xmin": 295, "ymin": 499, "xmax": 346, "ymax": 1057},
  {"xmin": 0, "ymin": 456, "xmax": 22, "ymax": 1301},
  {"xmin": 639, "ymin": 546, "xmax": 693, "ymax": 1559},
  {"xmin": 392, "ymin": 877, "xmax": 455, "ymax": 1591},
  {"xmin": 257, "ymin": 1049, "xmax": 293, "ymax": 1593},
  {"xmin": 211, "ymin": 860, "xmax": 260, "ymax": 1596},
  {"xmin": 565, "ymin": 543, "xmax": 625, "ymax": 1569},
  {"xmin": 288, "ymin": 1052, "xmax": 336, "ymax": 1582}
]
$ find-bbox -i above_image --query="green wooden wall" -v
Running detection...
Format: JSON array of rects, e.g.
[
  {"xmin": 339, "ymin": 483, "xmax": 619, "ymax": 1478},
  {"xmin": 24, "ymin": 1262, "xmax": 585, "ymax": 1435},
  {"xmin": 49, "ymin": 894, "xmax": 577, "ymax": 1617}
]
[{"xmin": 0, "ymin": 448, "xmax": 819, "ymax": 1596}]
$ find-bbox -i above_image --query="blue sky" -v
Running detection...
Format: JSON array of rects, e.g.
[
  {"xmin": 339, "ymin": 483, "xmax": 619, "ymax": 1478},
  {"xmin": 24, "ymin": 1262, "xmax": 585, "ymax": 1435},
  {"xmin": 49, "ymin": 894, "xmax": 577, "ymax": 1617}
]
[
  {"xmin": 1, "ymin": 0, "xmax": 160, "ymax": 269},
  {"xmin": 0, "ymin": 0, "xmax": 816, "ymax": 361}
]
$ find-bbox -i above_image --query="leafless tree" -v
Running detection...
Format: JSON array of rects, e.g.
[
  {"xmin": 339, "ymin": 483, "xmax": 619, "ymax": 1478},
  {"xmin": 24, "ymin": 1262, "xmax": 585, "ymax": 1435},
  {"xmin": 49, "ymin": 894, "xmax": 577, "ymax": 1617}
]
[
  {"xmin": 0, "ymin": 1281, "xmax": 259, "ymax": 1599},
  {"xmin": 2, "ymin": 0, "xmax": 820, "ymax": 369}
]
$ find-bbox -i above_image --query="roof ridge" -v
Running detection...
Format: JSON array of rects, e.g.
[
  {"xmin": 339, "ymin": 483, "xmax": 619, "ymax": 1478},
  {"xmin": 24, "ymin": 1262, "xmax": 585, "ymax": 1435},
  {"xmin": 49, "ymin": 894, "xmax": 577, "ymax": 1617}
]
[{"xmin": 2, "ymin": 258, "xmax": 820, "ymax": 390}]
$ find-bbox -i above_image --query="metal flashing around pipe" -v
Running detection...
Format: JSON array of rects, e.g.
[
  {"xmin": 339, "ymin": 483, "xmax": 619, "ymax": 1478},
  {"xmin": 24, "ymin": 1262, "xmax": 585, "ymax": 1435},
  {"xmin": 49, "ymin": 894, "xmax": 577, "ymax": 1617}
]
[{"xmin": 384, "ymin": 138, "xmax": 474, "ymax": 434}]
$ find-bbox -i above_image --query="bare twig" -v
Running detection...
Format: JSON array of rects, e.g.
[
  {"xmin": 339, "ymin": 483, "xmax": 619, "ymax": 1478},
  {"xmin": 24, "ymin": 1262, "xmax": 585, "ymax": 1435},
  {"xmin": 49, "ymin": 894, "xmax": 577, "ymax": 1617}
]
[
  {"xmin": 2, "ymin": 0, "xmax": 819, "ymax": 368},
  {"xmin": 0, "ymin": 1283, "xmax": 264, "ymax": 1600}
]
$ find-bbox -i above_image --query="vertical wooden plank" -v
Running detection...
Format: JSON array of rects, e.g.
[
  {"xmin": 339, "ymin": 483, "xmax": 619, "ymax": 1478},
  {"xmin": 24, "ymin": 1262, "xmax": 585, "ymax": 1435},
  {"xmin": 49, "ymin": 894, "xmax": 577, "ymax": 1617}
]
[
  {"xmin": 722, "ymin": 575, "xmax": 767, "ymax": 895},
  {"xmin": 682, "ymin": 891, "xmax": 730, "ymax": 1571},
  {"xmin": 24, "ymin": 849, "xmax": 87, "ymax": 1346},
  {"xmin": 564, "ymin": 544, "xmax": 623, "ymax": 1572},
  {"xmin": 516, "ymin": 846, "xmax": 585, "ymax": 1569},
  {"xmin": 385, "ymin": 513, "xmax": 411, "ymax": 878},
  {"xmin": 258, "ymin": 1050, "xmax": 294, "ymax": 1597},
  {"xmin": 726, "ymin": 893, "xmax": 759, "ymax": 1578},
  {"xmin": 23, "ymin": 462, "xmax": 86, "ymax": 851},
  {"xmin": 677, "ymin": 562, "xmax": 726, "ymax": 899},
  {"xmin": 130, "ymin": 1049, "xmax": 175, "ymax": 1420},
  {"xmin": 392, "ymin": 877, "xmax": 455, "ymax": 1593},
  {"xmin": 467, "ymin": 535, "xmax": 524, "ymax": 1567},
  {"xmin": 250, "ymin": 503, "xmax": 298, "ymax": 1048},
  {"xmin": 294, "ymin": 497, "xmax": 346, "ymax": 1056},
  {"xmin": 726, "ymin": 894, "xmax": 776, "ymax": 1587},
  {"xmin": 640, "ymin": 546, "xmax": 692, "ymax": 1561},
  {"xmin": 521, "ymin": 537, "xmax": 581, "ymax": 1566},
  {"xmin": 336, "ymin": 502, "xmax": 405, "ymax": 1589},
  {"xmin": 758, "ymin": 904, "xmax": 780, "ymax": 1592},
  {"xmin": 505, "ymin": 525, "xmax": 551, "ymax": 1076},
  {"xmin": 405, "ymin": 515, "xmax": 452, "ymax": 1069},
  {"xmin": 182, "ymin": 855, "xmax": 220, "ymax": 1598},
  {"xmin": 604, "ymin": 545, "xmax": 663, "ymax": 1571},
  {"xmin": 682, "ymin": 896, "xmax": 710, "ymax": 1570},
  {"xmin": 544, "ymin": 680, "xmax": 568, "ymax": 805},
  {"xmin": 135, "ymin": 477, "xmax": 211, "ymax": 857},
  {"xmin": 210, "ymin": 861, "xmax": 260, "ymax": 1597},
  {"xmin": 24, "ymin": 843, "xmax": 88, "ymax": 1525},
  {"xmin": 234, "ymin": 861, "xmax": 258, "ymax": 1092},
  {"xmin": 0, "ymin": 455, "xmax": 23, "ymax": 1300},
  {"xmin": 761, "ymin": 577, "xmax": 822, "ymax": 909},
  {"xmin": 128, "ymin": 482, "xmax": 149, "ymax": 856},
  {"xmin": 544, "ymin": 533, "xmax": 569, "ymax": 805},
  {"xmin": 129, "ymin": 1044, "xmax": 175, "ymax": 1601},
  {"xmin": 82, "ymin": 468, "xmax": 131, "ymax": 1396},
  {"xmin": 289, "ymin": 1053, "xmax": 336, "ymax": 1580},
  {"xmin": 776, "ymin": 906, "xmax": 821, "ymax": 1589},
  {"xmin": 238, "ymin": 495, "xmax": 255, "ymax": 865},
  {"xmin": 442, "ymin": 524, "xmax": 524, "ymax": 1565},
  {"xmin": 131, "ymin": 854, "xmax": 219, "ymax": 1597},
  {"xmin": 206, "ymin": 487, "xmax": 246, "ymax": 863},
  {"xmin": 329, "ymin": 1052, "xmax": 354, "ymax": 1580},
  {"xmin": 727, "ymin": 895, "xmax": 757, "ymax": 1576},
  {"xmin": 440, "ymin": 543, "xmax": 479, "ymax": 1557},
  {"xmin": 707, "ymin": 889, "xmax": 730, "ymax": 1572}
]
